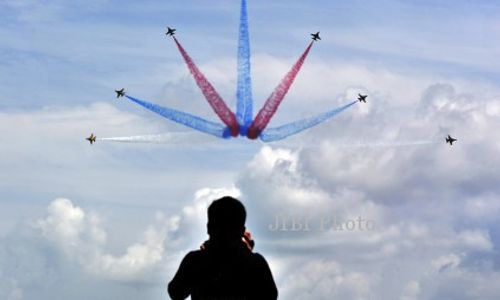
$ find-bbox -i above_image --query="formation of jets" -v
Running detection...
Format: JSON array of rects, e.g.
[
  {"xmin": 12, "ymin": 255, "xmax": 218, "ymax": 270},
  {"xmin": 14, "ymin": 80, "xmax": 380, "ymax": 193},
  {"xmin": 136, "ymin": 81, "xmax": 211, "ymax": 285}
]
[
  {"xmin": 446, "ymin": 135, "xmax": 457, "ymax": 145},
  {"xmin": 86, "ymin": 28, "xmax": 460, "ymax": 149},
  {"xmin": 86, "ymin": 133, "xmax": 96, "ymax": 145},
  {"xmin": 115, "ymin": 88, "xmax": 125, "ymax": 98},
  {"xmin": 166, "ymin": 27, "xmax": 176, "ymax": 36},
  {"xmin": 311, "ymin": 31, "xmax": 321, "ymax": 41}
]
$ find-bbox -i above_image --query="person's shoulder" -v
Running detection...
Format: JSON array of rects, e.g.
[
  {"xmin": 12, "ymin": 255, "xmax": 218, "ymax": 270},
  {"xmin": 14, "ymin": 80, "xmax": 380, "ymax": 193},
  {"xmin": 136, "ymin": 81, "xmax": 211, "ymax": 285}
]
[
  {"xmin": 186, "ymin": 249, "xmax": 203, "ymax": 256},
  {"xmin": 248, "ymin": 252, "xmax": 271, "ymax": 266},
  {"xmin": 250, "ymin": 252, "xmax": 266, "ymax": 259},
  {"xmin": 180, "ymin": 249, "xmax": 206, "ymax": 264}
]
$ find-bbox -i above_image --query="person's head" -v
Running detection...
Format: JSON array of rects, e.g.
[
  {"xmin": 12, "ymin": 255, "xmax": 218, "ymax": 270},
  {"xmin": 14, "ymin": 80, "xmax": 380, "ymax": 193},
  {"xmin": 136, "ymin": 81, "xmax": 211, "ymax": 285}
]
[{"xmin": 207, "ymin": 196, "xmax": 246, "ymax": 244}]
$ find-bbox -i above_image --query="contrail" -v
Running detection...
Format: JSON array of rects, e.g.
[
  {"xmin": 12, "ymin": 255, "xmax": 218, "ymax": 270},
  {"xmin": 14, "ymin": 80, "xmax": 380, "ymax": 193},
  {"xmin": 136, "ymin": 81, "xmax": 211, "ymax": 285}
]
[
  {"xmin": 260, "ymin": 101, "xmax": 357, "ymax": 142},
  {"xmin": 172, "ymin": 36, "xmax": 239, "ymax": 136},
  {"xmin": 125, "ymin": 95, "xmax": 231, "ymax": 139},
  {"xmin": 247, "ymin": 41, "xmax": 314, "ymax": 139},
  {"xmin": 236, "ymin": 0, "xmax": 254, "ymax": 134}
]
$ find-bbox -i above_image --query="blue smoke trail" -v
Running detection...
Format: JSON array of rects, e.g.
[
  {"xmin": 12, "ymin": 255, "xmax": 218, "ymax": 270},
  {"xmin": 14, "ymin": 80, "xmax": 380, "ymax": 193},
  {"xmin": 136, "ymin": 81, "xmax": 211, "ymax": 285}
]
[
  {"xmin": 236, "ymin": 0, "xmax": 253, "ymax": 135},
  {"xmin": 259, "ymin": 101, "xmax": 357, "ymax": 142},
  {"xmin": 125, "ymin": 95, "xmax": 231, "ymax": 139}
]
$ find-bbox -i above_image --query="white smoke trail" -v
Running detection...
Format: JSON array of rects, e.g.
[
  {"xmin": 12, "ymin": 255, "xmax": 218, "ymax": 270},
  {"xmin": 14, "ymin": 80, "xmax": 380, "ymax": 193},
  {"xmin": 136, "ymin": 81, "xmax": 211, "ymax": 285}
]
[
  {"xmin": 98, "ymin": 133, "xmax": 439, "ymax": 150},
  {"xmin": 269, "ymin": 140, "xmax": 439, "ymax": 149},
  {"xmin": 336, "ymin": 140, "xmax": 439, "ymax": 148},
  {"xmin": 98, "ymin": 132, "xmax": 219, "ymax": 145}
]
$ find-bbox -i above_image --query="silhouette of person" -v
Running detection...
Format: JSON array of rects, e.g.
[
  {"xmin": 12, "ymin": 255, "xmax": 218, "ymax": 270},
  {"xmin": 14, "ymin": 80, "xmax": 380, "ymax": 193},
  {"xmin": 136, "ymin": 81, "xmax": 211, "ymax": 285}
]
[{"xmin": 168, "ymin": 196, "xmax": 278, "ymax": 300}]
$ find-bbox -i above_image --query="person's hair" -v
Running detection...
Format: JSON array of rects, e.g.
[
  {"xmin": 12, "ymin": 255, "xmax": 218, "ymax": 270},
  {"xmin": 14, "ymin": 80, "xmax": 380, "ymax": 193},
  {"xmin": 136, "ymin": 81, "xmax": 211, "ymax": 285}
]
[{"xmin": 207, "ymin": 196, "xmax": 246, "ymax": 230}]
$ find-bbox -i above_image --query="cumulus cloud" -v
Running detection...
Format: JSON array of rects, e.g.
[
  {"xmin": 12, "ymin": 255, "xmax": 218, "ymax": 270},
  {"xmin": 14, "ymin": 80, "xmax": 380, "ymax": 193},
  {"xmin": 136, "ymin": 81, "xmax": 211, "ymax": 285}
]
[
  {"xmin": 279, "ymin": 259, "xmax": 370, "ymax": 300},
  {"xmin": 35, "ymin": 198, "xmax": 172, "ymax": 281},
  {"xmin": 0, "ymin": 189, "xmax": 241, "ymax": 299},
  {"xmin": 169, "ymin": 186, "xmax": 242, "ymax": 250},
  {"xmin": 1, "ymin": 118, "xmax": 500, "ymax": 300},
  {"xmin": 232, "ymin": 131, "xmax": 500, "ymax": 299},
  {"xmin": 1, "ymin": 77, "xmax": 499, "ymax": 300}
]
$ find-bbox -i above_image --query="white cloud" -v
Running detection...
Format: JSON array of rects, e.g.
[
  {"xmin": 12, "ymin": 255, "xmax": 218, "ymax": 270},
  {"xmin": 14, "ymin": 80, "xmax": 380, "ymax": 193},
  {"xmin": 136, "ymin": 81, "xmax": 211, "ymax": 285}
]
[
  {"xmin": 464, "ymin": 194, "xmax": 500, "ymax": 221},
  {"xmin": 0, "ymin": 187, "xmax": 245, "ymax": 298},
  {"xmin": 174, "ymin": 186, "xmax": 242, "ymax": 248},
  {"xmin": 279, "ymin": 259, "xmax": 370, "ymax": 300},
  {"xmin": 456, "ymin": 229, "xmax": 493, "ymax": 251},
  {"xmin": 37, "ymin": 198, "xmax": 87, "ymax": 247},
  {"xmin": 35, "ymin": 198, "xmax": 172, "ymax": 281},
  {"xmin": 0, "ymin": 74, "xmax": 498, "ymax": 299},
  {"xmin": 232, "ymin": 128, "xmax": 500, "ymax": 299}
]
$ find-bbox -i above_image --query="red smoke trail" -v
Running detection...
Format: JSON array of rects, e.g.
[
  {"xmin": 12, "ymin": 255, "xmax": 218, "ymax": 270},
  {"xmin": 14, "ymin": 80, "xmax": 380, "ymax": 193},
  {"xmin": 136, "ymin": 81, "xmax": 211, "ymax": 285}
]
[
  {"xmin": 247, "ymin": 42, "xmax": 314, "ymax": 139},
  {"xmin": 172, "ymin": 36, "xmax": 239, "ymax": 137}
]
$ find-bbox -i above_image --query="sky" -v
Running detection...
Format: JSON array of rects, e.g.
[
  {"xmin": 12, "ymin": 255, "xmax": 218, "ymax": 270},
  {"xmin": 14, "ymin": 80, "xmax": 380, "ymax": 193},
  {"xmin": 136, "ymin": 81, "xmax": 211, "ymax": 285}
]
[{"xmin": 1, "ymin": 0, "xmax": 500, "ymax": 299}]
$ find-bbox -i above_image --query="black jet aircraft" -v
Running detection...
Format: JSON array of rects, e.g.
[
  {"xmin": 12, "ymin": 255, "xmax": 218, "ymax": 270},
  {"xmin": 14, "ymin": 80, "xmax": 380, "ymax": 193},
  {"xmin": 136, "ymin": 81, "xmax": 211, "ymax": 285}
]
[
  {"xmin": 358, "ymin": 94, "xmax": 368, "ymax": 103},
  {"xmin": 166, "ymin": 27, "xmax": 176, "ymax": 36},
  {"xmin": 115, "ymin": 88, "xmax": 125, "ymax": 98},
  {"xmin": 86, "ymin": 133, "xmax": 96, "ymax": 145},
  {"xmin": 446, "ymin": 135, "xmax": 457, "ymax": 145},
  {"xmin": 311, "ymin": 32, "xmax": 321, "ymax": 41}
]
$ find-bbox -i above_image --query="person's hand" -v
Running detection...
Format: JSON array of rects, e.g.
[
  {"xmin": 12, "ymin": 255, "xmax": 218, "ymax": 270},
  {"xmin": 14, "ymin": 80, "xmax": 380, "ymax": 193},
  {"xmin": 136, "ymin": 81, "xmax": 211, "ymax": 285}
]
[{"xmin": 242, "ymin": 231, "xmax": 255, "ymax": 251}]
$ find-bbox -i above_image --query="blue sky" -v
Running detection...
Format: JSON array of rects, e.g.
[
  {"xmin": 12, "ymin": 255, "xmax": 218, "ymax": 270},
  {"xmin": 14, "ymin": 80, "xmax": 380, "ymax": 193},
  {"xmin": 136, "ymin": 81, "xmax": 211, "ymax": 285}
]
[{"xmin": 1, "ymin": 1, "xmax": 500, "ymax": 299}]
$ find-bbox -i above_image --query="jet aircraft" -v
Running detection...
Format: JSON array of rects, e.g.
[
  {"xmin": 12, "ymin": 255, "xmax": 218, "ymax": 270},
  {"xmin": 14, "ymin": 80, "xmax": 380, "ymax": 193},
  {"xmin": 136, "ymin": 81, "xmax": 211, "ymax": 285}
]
[
  {"xmin": 445, "ymin": 135, "xmax": 457, "ymax": 145},
  {"xmin": 115, "ymin": 88, "xmax": 125, "ymax": 98},
  {"xmin": 358, "ymin": 94, "xmax": 368, "ymax": 103},
  {"xmin": 166, "ymin": 27, "xmax": 176, "ymax": 36},
  {"xmin": 86, "ymin": 133, "xmax": 96, "ymax": 145}
]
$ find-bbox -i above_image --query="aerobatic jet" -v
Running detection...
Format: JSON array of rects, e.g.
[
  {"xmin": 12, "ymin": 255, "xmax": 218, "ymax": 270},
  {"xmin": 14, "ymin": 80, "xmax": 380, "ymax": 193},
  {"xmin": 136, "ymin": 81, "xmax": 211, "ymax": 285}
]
[
  {"xmin": 166, "ymin": 27, "xmax": 176, "ymax": 36},
  {"xmin": 115, "ymin": 88, "xmax": 125, "ymax": 98},
  {"xmin": 311, "ymin": 32, "xmax": 321, "ymax": 41},
  {"xmin": 86, "ymin": 133, "xmax": 96, "ymax": 145},
  {"xmin": 446, "ymin": 135, "xmax": 457, "ymax": 145},
  {"xmin": 358, "ymin": 94, "xmax": 368, "ymax": 103}
]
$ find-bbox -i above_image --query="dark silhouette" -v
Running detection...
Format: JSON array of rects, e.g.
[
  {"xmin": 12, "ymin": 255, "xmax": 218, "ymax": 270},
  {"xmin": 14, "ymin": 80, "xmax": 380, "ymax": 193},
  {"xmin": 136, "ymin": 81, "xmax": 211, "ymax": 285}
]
[
  {"xmin": 168, "ymin": 196, "xmax": 278, "ymax": 300},
  {"xmin": 446, "ymin": 134, "xmax": 457, "ymax": 145},
  {"xmin": 357, "ymin": 93, "xmax": 368, "ymax": 103}
]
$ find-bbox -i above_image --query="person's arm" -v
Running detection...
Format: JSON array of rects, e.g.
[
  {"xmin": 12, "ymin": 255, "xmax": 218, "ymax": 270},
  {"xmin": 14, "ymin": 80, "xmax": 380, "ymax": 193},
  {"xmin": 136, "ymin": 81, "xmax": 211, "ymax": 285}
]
[
  {"xmin": 253, "ymin": 254, "xmax": 278, "ymax": 299},
  {"xmin": 168, "ymin": 252, "xmax": 195, "ymax": 300}
]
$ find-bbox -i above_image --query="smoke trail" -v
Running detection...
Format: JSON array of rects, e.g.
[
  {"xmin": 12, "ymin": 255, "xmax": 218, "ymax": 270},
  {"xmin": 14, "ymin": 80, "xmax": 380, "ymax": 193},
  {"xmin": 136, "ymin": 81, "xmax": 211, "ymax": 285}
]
[
  {"xmin": 260, "ymin": 140, "xmax": 439, "ymax": 150},
  {"xmin": 125, "ymin": 95, "xmax": 230, "ymax": 139},
  {"xmin": 236, "ymin": 0, "xmax": 253, "ymax": 134},
  {"xmin": 260, "ymin": 101, "xmax": 357, "ymax": 142},
  {"xmin": 172, "ymin": 36, "xmax": 239, "ymax": 136},
  {"xmin": 247, "ymin": 41, "xmax": 314, "ymax": 139},
  {"xmin": 336, "ymin": 140, "xmax": 438, "ymax": 148},
  {"xmin": 99, "ymin": 132, "xmax": 216, "ymax": 144}
]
